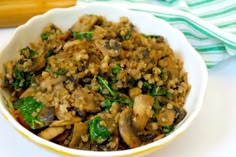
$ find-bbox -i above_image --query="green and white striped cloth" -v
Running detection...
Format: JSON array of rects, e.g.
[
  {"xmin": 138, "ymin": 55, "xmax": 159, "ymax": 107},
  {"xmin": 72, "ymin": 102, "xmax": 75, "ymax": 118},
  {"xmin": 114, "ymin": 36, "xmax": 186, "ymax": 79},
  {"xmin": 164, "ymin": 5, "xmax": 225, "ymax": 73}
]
[{"xmin": 78, "ymin": 0, "xmax": 236, "ymax": 68}]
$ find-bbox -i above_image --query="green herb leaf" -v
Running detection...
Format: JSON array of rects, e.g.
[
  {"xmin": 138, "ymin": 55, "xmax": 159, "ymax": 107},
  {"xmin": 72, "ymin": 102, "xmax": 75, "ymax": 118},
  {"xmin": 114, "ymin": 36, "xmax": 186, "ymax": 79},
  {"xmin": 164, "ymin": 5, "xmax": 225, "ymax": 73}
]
[
  {"xmin": 116, "ymin": 97, "xmax": 133, "ymax": 107},
  {"xmin": 45, "ymin": 50, "xmax": 55, "ymax": 58},
  {"xmin": 89, "ymin": 116, "xmax": 111, "ymax": 144},
  {"xmin": 152, "ymin": 100, "xmax": 162, "ymax": 114},
  {"xmin": 40, "ymin": 32, "xmax": 52, "ymax": 41},
  {"xmin": 72, "ymin": 31, "xmax": 93, "ymax": 41},
  {"xmin": 54, "ymin": 69, "xmax": 67, "ymax": 75},
  {"xmin": 166, "ymin": 92, "xmax": 174, "ymax": 99},
  {"xmin": 142, "ymin": 81, "xmax": 152, "ymax": 93},
  {"xmin": 13, "ymin": 67, "xmax": 32, "ymax": 90},
  {"xmin": 150, "ymin": 84, "xmax": 158, "ymax": 97},
  {"xmin": 14, "ymin": 96, "xmax": 44, "ymax": 129},
  {"xmin": 96, "ymin": 76, "xmax": 117, "ymax": 97},
  {"xmin": 111, "ymin": 65, "xmax": 121, "ymax": 75},
  {"xmin": 102, "ymin": 96, "xmax": 133, "ymax": 110},
  {"xmin": 102, "ymin": 98, "xmax": 114, "ymax": 111},
  {"xmin": 157, "ymin": 87, "xmax": 167, "ymax": 96},
  {"xmin": 159, "ymin": 73, "xmax": 165, "ymax": 80},
  {"xmin": 161, "ymin": 125, "xmax": 174, "ymax": 134},
  {"xmin": 120, "ymin": 30, "xmax": 132, "ymax": 41},
  {"xmin": 128, "ymin": 78, "xmax": 137, "ymax": 86},
  {"xmin": 20, "ymin": 46, "xmax": 37, "ymax": 59}
]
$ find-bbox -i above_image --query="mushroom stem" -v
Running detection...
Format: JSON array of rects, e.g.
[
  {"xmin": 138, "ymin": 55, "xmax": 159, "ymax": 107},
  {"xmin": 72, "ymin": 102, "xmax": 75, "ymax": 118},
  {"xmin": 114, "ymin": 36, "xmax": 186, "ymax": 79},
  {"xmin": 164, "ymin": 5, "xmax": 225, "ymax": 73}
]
[{"xmin": 119, "ymin": 107, "xmax": 141, "ymax": 148}]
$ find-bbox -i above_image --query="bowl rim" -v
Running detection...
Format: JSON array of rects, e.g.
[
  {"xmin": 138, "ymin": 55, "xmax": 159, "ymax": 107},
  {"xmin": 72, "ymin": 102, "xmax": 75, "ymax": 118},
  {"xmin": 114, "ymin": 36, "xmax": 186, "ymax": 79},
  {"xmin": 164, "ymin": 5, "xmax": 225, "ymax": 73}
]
[{"xmin": 0, "ymin": 3, "xmax": 208, "ymax": 157}]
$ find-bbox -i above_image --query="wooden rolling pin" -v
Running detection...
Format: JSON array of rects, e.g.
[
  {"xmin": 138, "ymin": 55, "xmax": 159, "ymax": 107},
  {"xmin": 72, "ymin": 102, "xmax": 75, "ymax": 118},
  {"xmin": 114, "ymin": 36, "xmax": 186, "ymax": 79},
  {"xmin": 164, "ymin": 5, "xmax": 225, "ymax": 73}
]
[{"xmin": 0, "ymin": 0, "xmax": 77, "ymax": 28}]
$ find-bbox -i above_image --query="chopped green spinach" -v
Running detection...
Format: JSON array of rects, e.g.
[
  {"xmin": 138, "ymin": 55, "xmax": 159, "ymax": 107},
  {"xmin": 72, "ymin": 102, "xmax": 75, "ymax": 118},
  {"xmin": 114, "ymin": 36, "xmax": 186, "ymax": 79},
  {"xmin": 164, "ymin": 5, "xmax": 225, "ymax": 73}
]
[
  {"xmin": 120, "ymin": 30, "xmax": 132, "ymax": 41},
  {"xmin": 152, "ymin": 100, "xmax": 162, "ymax": 114},
  {"xmin": 20, "ymin": 46, "xmax": 37, "ymax": 59},
  {"xmin": 89, "ymin": 116, "xmax": 112, "ymax": 144},
  {"xmin": 72, "ymin": 31, "xmax": 93, "ymax": 41},
  {"xmin": 14, "ymin": 96, "xmax": 44, "ymax": 129},
  {"xmin": 128, "ymin": 78, "xmax": 137, "ymax": 86},
  {"xmin": 151, "ymin": 86, "xmax": 167, "ymax": 97},
  {"xmin": 13, "ymin": 67, "xmax": 32, "ymax": 89},
  {"xmin": 40, "ymin": 32, "xmax": 52, "ymax": 41},
  {"xmin": 54, "ymin": 69, "xmax": 68, "ymax": 75},
  {"xmin": 161, "ymin": 125, "xmax": 174, "ymax": 134},
  {"xmin": 111, "ymin": 64, "xmax": 121, "ymax": 75},
  {"xmin": 102, "ymin": 96, "xmax": 133, "ymax": 111},
  {"xmin": 45, "ymin": 50, "xmax": 55, "ymax": 58},
  {"xmin": 96, "ymin": 76, "xmax": 117, "ymax": 97},
  {"xmin": 166, "ymin": 92, "xmax": 174, "ymax": 99}
]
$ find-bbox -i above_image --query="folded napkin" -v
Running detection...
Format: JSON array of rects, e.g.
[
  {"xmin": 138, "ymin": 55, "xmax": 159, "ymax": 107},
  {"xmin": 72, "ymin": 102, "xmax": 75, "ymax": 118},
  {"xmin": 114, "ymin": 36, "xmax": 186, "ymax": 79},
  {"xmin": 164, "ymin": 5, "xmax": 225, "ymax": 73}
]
[{"xmin": 79, "ymin": 0, "xmax": 236, "ymax": 68}]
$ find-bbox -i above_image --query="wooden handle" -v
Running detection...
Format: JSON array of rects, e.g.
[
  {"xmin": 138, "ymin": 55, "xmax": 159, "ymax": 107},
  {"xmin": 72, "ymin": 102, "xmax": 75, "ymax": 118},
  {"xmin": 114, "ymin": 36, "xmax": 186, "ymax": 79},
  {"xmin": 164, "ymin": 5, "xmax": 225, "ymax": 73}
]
[{"xmin": 0, "ymin": 0, "xmax": 77, "ymax": 28}]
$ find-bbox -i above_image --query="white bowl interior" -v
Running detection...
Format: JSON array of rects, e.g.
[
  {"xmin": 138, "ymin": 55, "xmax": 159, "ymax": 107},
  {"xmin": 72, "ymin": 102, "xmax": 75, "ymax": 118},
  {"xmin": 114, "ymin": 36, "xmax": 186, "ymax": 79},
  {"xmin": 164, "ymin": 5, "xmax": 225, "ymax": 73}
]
[{"xmin": 0, "ymin": 4, "xmax": 207, "ymax": 157}]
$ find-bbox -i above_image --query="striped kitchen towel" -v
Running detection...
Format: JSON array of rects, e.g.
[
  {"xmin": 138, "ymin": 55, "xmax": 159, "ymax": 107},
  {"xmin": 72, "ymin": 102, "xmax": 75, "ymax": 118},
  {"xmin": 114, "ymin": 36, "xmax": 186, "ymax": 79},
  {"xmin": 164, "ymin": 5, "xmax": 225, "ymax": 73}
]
[{"xmin": 78, "ymin": 0, "xmax": 236, "ymax": 68}]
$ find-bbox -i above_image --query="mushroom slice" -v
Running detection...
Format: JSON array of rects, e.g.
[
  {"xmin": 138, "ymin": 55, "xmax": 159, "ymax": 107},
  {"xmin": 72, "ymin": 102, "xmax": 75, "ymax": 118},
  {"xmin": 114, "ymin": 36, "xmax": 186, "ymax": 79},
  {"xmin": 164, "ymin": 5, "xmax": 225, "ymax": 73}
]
[
  {"xmin": 38, "ymin": 126, "xmax": 65, "ymax": 140},
  {"xmin": 132, "ymin": 94, "xmax": 154, "ymax": 130},
  {"xmin": 69, "ymin": 122, "xmax": 88, "ymax": 148},
  {"xmin": 173, "ymin": 106, "xmax": 187, "ymax": 124},
  {"xmin": 95, "ymin": 40, "xmax": 121, "ymax": 57},
  {"xmin": 38, "ymin": 106, "xmax": 55, "ymax": 127},
  {"xmin": 119, "ymin": 107, "xmax": 141, "ymax": 148},
  {"xmin": 19, "ymin": 86, "xmax": 36, "ymax": 98},
  {"xmin": 157, "ymin": 108, "xmax": 176, "ymax": 126},
  {"xmin": 16, "ymin": 106, "xmax": 55, "ymax": 130},
  {"xmin": 50, "ymin": 117, "xmax": 81, "ymax": 127},
  {"xmin": 71, "ymin": 15, "xmax": 99, "ymax": 32},
  {"xmin": 30, "ymin": 55, "xmax": 46, "ymax": 72},
  {"xmin": 72, "ymin": 86, "xmax": 101, "ymax": 113}
]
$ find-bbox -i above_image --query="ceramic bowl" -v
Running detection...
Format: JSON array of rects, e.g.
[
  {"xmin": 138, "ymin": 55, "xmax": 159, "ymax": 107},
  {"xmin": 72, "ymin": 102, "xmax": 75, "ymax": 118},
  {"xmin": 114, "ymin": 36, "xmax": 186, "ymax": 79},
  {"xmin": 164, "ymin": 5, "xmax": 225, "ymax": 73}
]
[{"xmin": 0, "ymin": 4, "xmax": 208, "ymax": 157}]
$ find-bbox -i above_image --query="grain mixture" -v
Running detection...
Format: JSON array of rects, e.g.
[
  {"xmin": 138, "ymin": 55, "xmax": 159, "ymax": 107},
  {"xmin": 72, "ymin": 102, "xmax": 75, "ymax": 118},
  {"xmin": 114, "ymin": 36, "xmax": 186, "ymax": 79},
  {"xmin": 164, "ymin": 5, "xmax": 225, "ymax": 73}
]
[{"xmin": 1, "ymin": 15, "xmax": 190, "ymax": 151}]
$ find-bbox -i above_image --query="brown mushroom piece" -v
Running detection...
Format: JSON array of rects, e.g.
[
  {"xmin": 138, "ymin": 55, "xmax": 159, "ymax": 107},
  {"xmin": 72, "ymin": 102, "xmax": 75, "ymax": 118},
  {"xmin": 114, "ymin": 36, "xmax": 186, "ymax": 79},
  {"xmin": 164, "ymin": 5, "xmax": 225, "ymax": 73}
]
[
  {"xmin": 38, "ymin": 126, "xmax": 65, "ymax": 140},
  {"xmin": 173, "ymin": 106, "xmax": 187, "ymax": 124},
  {"xmin": 50, "ymin": 117, "xmax": 81, "ymax": 127},
  {"xmin": 69, "ymin": 122, "xmax": 88, "ymax": 148},
  {"xmin": 38, "ymin": 106, "xmax": 55, "ymax": 127},
  {"xmin": 119, "ymin": 107, "xmax": 141, "ymax": 148},
  {"xmin": 29, "ymin": 55, "xmax": 46, "ymax": 72},
  {"xmin": 97, "ymin": 112, "xmax": 117, "ymax": 134},
  {"xmin": 19, "ymin": 86, "xmax": 36, "ymax": 98},
  {"xmin": 157, "ymin": 108, "xmax": 176, "ymax": 126},
  {"xmin": 16, "ymin": 105, "xmax": 55, "ymax": 130},
  {"xmin": 71, "ymin": 14, "xmax": 99, "ymax": 32},
  {"xmin": 132, "ymin": 94, "xmax": 154, "ymax": 131},
  {"xmin": 95, "ymin": 39, "xmax": 121, "ymax": 57},
  {"xmin": 72, "ymin": 86, "xmax": 101, "ymax": 113}
]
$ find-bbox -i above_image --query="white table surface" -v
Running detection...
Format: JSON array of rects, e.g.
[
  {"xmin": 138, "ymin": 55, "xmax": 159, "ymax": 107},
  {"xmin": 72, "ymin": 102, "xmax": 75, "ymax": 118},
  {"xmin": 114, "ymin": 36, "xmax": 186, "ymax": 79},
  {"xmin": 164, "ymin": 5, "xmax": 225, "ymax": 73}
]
[{"xmin": 0, "ymin": 28, "xmax": 236, "ymax": 157}]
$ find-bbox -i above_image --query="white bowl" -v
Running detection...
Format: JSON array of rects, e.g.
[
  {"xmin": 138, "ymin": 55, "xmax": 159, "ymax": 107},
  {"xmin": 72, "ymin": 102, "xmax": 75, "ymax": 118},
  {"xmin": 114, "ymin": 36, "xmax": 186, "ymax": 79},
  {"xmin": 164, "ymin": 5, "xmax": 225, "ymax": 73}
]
[{"xmin": 0, "ymin": 4, "xmax": 208, "ymax": 157}]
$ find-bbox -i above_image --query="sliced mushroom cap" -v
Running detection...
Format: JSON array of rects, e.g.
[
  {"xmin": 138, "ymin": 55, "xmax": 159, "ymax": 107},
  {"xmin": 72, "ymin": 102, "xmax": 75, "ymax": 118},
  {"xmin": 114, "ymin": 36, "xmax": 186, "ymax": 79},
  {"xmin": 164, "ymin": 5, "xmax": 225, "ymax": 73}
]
[
  {"xmin": 16, "ymin": 106, "xmax": 55, "ymax": 130},
  {"xmin": 157, "ymin": 108, "xmax": 176, "ymax": 126},
  {"xmin": 30, "ymin": 55, "xmax": 46, "ymax": 72},
  {"xmin": 19, "ymin": 86, "xmax": 36, "ymax": 98},
  {"xmin": 72, "ymin": 86, "xmax": 101, "ymax": 113},
  {"xmin": 71, "ymin": 15, "xmax": 99, "ymax": 32},
  {"xmin": 173, "ymin": 106, "xmax": 187, "ymax": 124},
  {"xmin": 95, "ymin": 40, "xmax": 121, "ymax": 57},
  {"xmin": 38, "ymin": 106, "xmax": 55, "ymax": 127},
  {"xmin": 119, "ymin": 107, "xmax": 141, "ymax": 148},
  {"xmin": 132, "ymin": 94, "xmax": 154, "ymax": 130},
  {"xmin": 50, "ymin": 117, "xmax": 81, "ymax": 127},
  {"xmin": 69, "ymin": 122, "xmax": 88, "ymax": 148},
  {"xmin": 97, "ymin": 112, "xmax": 117, "ymax": 134},
  {"xmin": 38, "ymin": 126, "xmax": 65, "ymax": 140}
]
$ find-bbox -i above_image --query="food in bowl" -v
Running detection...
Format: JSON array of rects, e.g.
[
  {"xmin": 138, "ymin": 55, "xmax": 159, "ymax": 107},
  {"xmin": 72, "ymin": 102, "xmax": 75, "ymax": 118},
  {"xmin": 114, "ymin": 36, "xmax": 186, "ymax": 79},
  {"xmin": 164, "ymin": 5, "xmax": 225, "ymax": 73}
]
[{"xmin": 1, "ymin": 14, "xmax": 190, "ymax": 151}]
